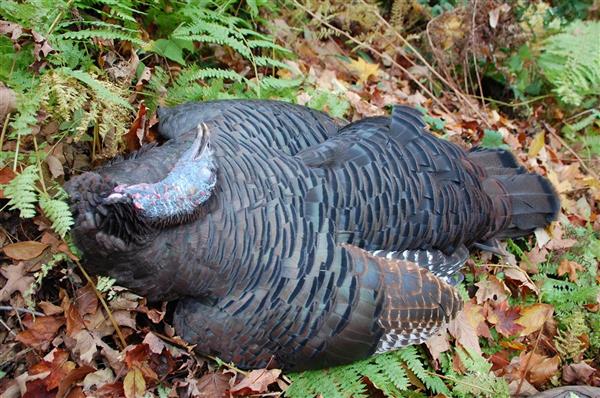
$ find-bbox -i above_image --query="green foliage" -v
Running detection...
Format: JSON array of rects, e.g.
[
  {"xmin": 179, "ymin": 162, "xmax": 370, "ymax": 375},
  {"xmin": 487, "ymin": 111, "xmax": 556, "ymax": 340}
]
[
  {"xmin": 480, "ymin": 129, "xmax": 509, "ymax": 150},
  {"xmin": 287, "ymin": 346, "xmax": 446, "ymax": 398},
  {"xmin": 305, "ymin": 90, "xmax": 350, "ymax": 119},
  {"xmin": 24, "ymin": 252, "xmax": 68, "ymax": 308},
  {"xmin": 2, "ymin": 165, "xmax": 39, "ymax": 218},
  {"xmin": 538, "ymin": 20, "xmax": 600, "ymax": 107},
  {"xmin": 535, "ymin": 226, "xmax": 600, "ymax": 360},
  {"xmin": 448, "ymin": 348, "xmax": 510, "ymax": 398},
  {"xmin": 39, "ymin": 191, "xmax": 74, "ymax": 238}
]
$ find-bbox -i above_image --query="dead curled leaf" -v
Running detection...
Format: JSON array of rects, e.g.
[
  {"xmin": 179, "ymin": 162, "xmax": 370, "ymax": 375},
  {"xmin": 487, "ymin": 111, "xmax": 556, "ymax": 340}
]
[
  {"xmin": 0, "ymin": 262, "xmax": 35, "ymax": 301},
  {"xmin": 557, "ymin": 258, "xmax": 584, "ymax": 282},
  {"xmin": 230, "ymin": 369, "xmax": 281, "ymax": 396}
]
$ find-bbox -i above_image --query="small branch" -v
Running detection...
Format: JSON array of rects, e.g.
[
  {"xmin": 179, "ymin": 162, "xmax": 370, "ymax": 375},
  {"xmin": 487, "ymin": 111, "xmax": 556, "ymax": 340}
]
[
  {"xmin": 74, "ymin": 259, "xmax": 127, "ymax": 349},
  {"xmin": 0, "ymin": 306, "xmax": 45, "ymax": 317},
  {"xmin": 515, "ymin": 313, "xmax": 549, "ymax": 396},
  {"xmin": 291, "ymin": 0, "xmax": 454, "ymax": 116},
  {"xmin": 544, "ymin": 122, "xmax": 599, "ymax": 180},
  {"xmin": 0, "ymin": 317, "xmax": 17, "ymax": 336}
]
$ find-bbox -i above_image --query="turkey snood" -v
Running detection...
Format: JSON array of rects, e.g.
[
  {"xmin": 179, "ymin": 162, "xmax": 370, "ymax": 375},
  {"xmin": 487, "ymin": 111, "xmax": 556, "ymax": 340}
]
[{"xmin": 104, "ymin": 123, "xmax": 217, "ymax": 227}]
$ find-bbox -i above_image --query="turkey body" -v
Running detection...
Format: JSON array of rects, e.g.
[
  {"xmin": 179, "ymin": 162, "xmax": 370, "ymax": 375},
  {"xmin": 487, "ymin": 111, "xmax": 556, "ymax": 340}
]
[{"xmin": 66, "ymin": 100, "xmax": 559, "ymax": 370}]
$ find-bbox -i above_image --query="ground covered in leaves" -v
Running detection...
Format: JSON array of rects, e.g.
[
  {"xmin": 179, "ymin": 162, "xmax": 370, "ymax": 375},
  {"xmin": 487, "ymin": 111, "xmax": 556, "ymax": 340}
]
[{"xmin": 1, "ymin": 1, "xmax": 599, "ymax": 397}]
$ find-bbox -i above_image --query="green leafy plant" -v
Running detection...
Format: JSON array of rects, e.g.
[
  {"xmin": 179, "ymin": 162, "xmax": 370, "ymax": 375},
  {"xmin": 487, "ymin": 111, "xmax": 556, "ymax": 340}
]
[
  {"xmin": 286, "ymin": 346, "xmax": 448, "ymax": 398},
  {"xmin": 538, "ymin": 20, "xmax": 600, "ymax": 107}
]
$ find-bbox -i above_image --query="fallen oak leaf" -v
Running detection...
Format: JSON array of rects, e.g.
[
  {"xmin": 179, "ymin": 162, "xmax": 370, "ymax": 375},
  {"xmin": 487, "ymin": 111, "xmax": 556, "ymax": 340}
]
[
  {"xmin": 0, "ymin": 262, "xmax": 35, "ymax": 301},
  {"xmin": 557, "ymin": 258, "xmax": 584, "ymax": 282},
  {"xmin": 2, "ymin": 241, "xmax": 49, "ymax": 260},
  {"xmin": 230, "ymin": 369, "xmax": 281, "ymax": 396}
]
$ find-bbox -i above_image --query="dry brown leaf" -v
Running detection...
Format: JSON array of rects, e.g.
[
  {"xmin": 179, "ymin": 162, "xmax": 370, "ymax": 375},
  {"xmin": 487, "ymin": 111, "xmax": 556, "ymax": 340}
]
[
  {"xmin": 56, "ymin": 365, "xmax": 95, "ymax": 398},
  {"xmin": 142, "ymin": 332, "xmax": 166, "ymax": 355},
  {"xmin": 504, "ymin": 267, "xmax": 539, "ymax": 295},
  {"xmin": 82, "ymin": 368, "xmax": 115, "ymax": 392},
  {"xmin": 0, "ymin": 262, "xmax": 35, "ymax": 301},
  {"xmin": 29, "ymin": 349, "xmax": 75, "ymax": 391},
  {"xmin": 487, "ymin": 301, "xmax": 524, "ymax": 337},
  {"xmin": 557, "ymin": 259, "xmax": 584, "ymax": 282},
  {"xmin": 562, "ymin": 362, "xmax": 596, "ymax": 385},
  {"xmin": 0, "ymin": 167, "xmax": 16, "ymax": 198},
  {"xmin": 475, "ymin": 275, "xmax": 510, "ymax": 304},
  {"xmin": 425, "ymin": 330, "xmax": 450, "ymax": 363},
  {"xmin": 230, "ymin": 369, "xmax": 281, "ymax": 396},
  {"xmin": 2, "ymin": 241, "xmax": 49, "ymax": 260},
  {"xmin": 0, "ymin": 84, "xmax": 17, "ymax": 122},
  {"xmin": 196, "ymin": 372, "xmax": 231, "ymax": 398},
  {"xmin": 447, "ymin": 302, "xmax": 486, "ymax": 355},
  {"xmin": 45, "ymin": 154, "xmax": 64, "ymax": 179},
  {"xmin": 39, "ymin": 300, "xmax": 64, "ymax": 315},
  {"xmin": 517, "ymin": 303, "xmax": 553, "ymax": 337},
  {"xmin": 123, "ymin": 367, "xmax": 146, "ymax": 398},
  {"xmin": 529, "ymin": 354, "xmax": 561, "ymax": 385},
  {"xmin": 16, "ymin": 315, "xmax": 65, "ymax": 348}
]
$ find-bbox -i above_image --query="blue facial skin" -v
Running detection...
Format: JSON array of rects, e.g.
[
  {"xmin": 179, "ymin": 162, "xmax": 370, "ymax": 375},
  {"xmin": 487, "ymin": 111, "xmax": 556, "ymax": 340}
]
[{"xmin": 106, "ymin": 125, "xmax": 217, "ymax": 224}]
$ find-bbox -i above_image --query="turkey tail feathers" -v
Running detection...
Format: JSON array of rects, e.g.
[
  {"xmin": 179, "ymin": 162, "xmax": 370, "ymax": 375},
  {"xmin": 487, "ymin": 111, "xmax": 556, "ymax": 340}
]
[
  {"xmin": 468, "ymin": 148, "xmax": 560, "ymax": 239},
  {"xmin": 493, "ymin": 174, "xmax": 560, "ymax": 238}
]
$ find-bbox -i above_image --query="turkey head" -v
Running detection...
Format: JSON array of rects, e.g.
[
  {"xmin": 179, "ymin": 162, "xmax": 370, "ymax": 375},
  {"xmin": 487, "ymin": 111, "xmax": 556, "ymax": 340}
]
[{"xmin": 65, "ymin": 124, "xmax": 216, "ymax": 301}]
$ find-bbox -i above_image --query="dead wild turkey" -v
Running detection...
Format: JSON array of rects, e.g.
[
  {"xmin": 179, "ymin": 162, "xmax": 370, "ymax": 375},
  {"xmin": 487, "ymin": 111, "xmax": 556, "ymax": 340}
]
[{"xmin": 65, "ymin": 100, "xmax": 559, "ymax": 370}]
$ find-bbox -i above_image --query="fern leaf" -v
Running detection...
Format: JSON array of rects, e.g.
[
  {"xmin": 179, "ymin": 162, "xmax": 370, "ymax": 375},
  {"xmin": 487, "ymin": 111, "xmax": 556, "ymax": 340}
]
[
  {"xmin": 3, "ymin": 165, "xmax": 39, "ymax": 218},
  {"xmin": 59, "ymin": 68, "xmax": 132, "ymax": 108},
  {"xmin": 59, "ymin": 29, "xmax": 145, "ymax": 46},
  {"xmin": 398, "ymin": 347, "xmax": 451, "ymax": 396},
  {"xmin": 538, "ymin": 21, "xmax": 600, "ymax": 106},
  {"xmin": 39, "ymin": 193, "xmax": 74, "ymax": 238}
]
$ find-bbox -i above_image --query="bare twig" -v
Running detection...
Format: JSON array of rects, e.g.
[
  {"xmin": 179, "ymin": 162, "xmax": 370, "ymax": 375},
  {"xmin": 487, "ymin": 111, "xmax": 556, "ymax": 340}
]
[
  {"xmin": 0, "ymin": 306, "xmax": 45, "ymax": 317},
  {"xmin": 515, "ymin": 311, "xmax": 550, "ymax": 396},
  {"xmin": 544, "ymin": 122, "xmax": 599, "ymax": 180},
  {"xmin": 0, "ymin": 317, "xmax": 17, "ymax": 336},
  {"xmin": 364, "ymin": 0, "xmax": 491, "ymax": 126},
  {"xmin": 74, "ymin": 259, "xmax": 127, "ymax": 349}
]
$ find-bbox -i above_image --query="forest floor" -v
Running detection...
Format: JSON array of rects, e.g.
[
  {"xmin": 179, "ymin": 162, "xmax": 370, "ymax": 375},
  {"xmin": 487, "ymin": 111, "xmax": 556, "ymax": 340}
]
[{"xmin": 1, "ymin": 1, "xmax": 599, "ymax": 397}]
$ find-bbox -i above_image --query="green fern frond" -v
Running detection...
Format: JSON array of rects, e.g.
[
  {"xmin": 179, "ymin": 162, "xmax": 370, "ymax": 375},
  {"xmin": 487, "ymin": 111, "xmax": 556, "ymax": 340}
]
[
  {"xmin": 287, "ymin": 347, "xmax": 449, "ymax": 398},
  {"xmin": 9, "ymin": 91, "xmax": 44, "ymax": 139},
  {"xmin": 398, "ymin": 346, "xmax": 450, "ymax": 396},
  {"xmin": 538, "ymin": 20, "xmax": 600, "ymax": 106},
  {"xmin": 59, "ymin": 68, "xmax": 132, "ymax": 108},
  {"xmin": 39, "ymin": 193, "xmax": 74, "ymax": 237},
  {"xmin": 3, "ymin": 165, "xmax": 39, "ymax": 218},
  {"xmin": 59, "ymin": 29, "xmax": 145, "ymax": 46}
]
